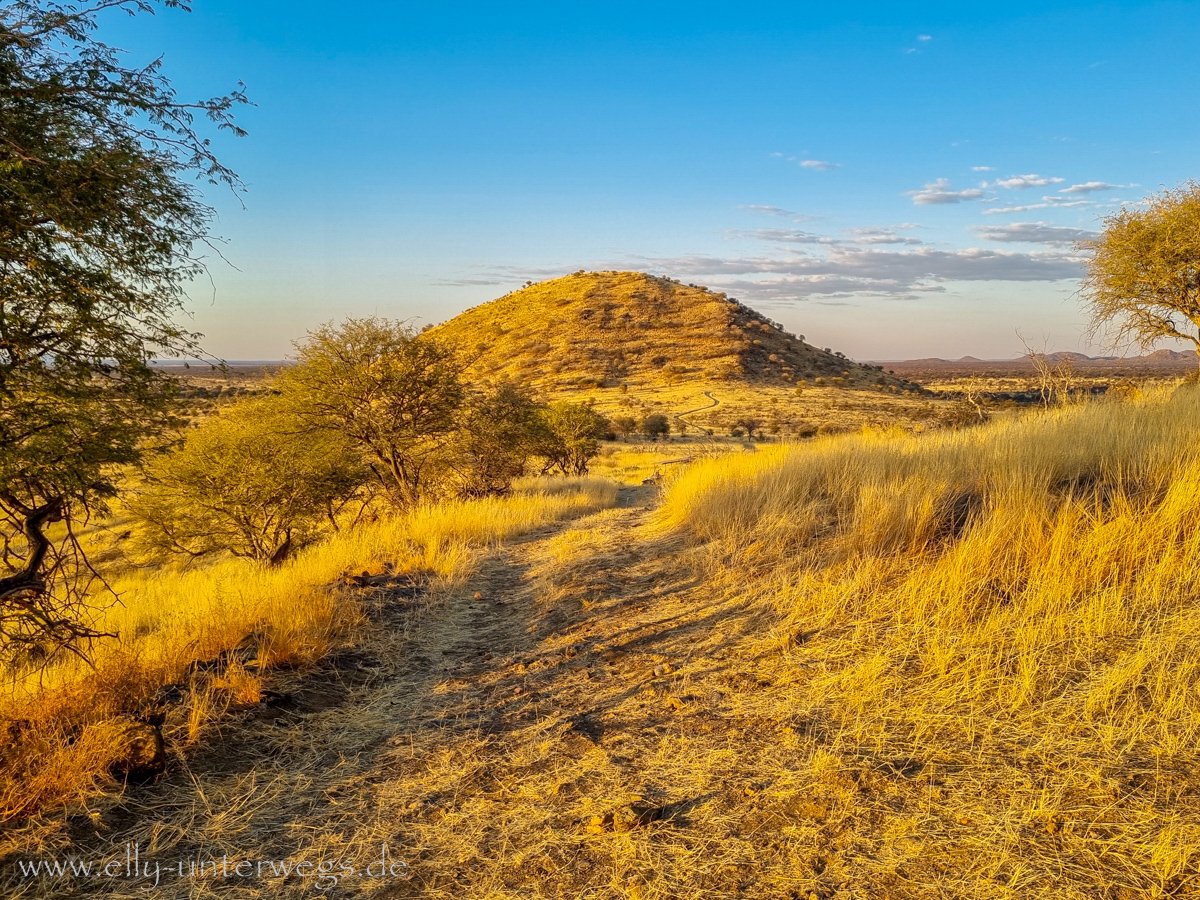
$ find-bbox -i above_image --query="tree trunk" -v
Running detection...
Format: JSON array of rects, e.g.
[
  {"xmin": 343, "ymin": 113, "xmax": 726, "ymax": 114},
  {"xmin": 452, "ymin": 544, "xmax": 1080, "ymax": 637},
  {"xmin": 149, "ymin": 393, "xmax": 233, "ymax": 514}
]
[{"xmin": 0, "ymin": 498, "xmax": 64, "ymax": 602}]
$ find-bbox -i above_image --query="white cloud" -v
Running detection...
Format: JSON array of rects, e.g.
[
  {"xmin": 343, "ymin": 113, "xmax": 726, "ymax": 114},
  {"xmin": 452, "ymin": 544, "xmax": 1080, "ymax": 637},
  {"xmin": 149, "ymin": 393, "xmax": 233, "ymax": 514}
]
[
  {"xmin": 739, "ymin": 205, "xmax": 796, "ymax": 217},
  {"xmin": 994, "ymin": 174, "xmax": 1065, "ymax": 189},
  {"xmin": 444, "ymin": 238, "xmax": 1085, "ymax": 306},
  {"xmin": 972, "ymin": 166, "xmax": 994, "ymax": 171},
  {"xmin": 983, "ymin": 203, "xmax": 1049, "ymax": 215},
  {"xmin": 845, "ymin": 227, "xmax": 923, "ymax": 245},
  {"xmin": 799, "ymin": 159, "xmax": 838, "ymax": 171},
  {"xmin": 907, "ymin": 178, "xmax": 986, "ymax": 205},
  {"xmin": 917, "ymin": 34, "xmax": 932, "ymax": 41},
  {"xmin": 738, "ymin": 229, "xmax": 833, "ymax": 245},
  {"xmin": 630, "ymin": 245, "xmax": 1083, "ymax": 302},
  {"xmin": 1059, "ymin": 181, "xmax": 1121, "ymax": 194},
  {"xmin": 973, "ymin": 222, "xmax": 1098, "ymax": 246},
  {"xmin": 742, "ymin": 226, "xmax": 925, "ymax": 247}
]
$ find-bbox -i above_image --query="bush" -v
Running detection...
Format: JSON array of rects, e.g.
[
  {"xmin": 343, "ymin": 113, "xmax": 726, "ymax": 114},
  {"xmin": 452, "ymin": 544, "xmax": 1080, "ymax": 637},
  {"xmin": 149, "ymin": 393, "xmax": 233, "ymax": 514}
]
[
  {"xmin": 641, "ymin": 413, "xmax": 670, "ymax": 440},
  {"xmin": 282, "ymin": 318, "xmax": 465, "ymax": 507},
  {"xmin": 130, "ymin": 398, "xmax": 369, "ymax": 562},
  {"xmin": 612, "ymin": 415, "xmax": 639, "ymax": 438},
  {"xmin": 537, "ymin": 402, "xmax": 608, "ymax": 475},
  {"xmin": 448, "ymin": 383, "xmax": 547, "ymax": 497}
]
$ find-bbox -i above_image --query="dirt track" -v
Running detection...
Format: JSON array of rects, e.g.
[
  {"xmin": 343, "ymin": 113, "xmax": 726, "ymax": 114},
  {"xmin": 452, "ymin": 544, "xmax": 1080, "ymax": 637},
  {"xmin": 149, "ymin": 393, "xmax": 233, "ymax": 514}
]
[{"xmin": 9, "ymin": 486, "xmax": 822, "ymax": 899}]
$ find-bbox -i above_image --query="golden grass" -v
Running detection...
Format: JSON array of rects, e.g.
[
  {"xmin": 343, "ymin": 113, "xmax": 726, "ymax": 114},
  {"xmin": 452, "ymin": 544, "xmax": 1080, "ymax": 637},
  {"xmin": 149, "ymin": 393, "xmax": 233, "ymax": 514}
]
[
  {"xmin": 0, "ymin": 476, "xmax": 618, "ymax": 822},
  {"xmin": 428, "ymin": 270, "xmax": 912, "ymax": 396},
  {"xmin": 656, "ymin": 385, "xmax": 1200, "ymax": 895}
]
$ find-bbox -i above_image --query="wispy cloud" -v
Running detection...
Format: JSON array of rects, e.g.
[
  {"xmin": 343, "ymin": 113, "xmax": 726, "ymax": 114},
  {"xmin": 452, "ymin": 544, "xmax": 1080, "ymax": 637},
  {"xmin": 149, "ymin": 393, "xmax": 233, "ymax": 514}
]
[
  {"xmin": 983, "ymin": 203, "xmax": 1049, "ymax": 215},
  {"xmin": 983, "ymin": 194, "xmax": 1096, "ymax": 214},
  {"xmin": 799, "ymin": 159, "xmax": 838, "ymax": 171},
  {"xmin": 739, "ymin": 204, "xmax": 797, "ymax": 217},
  {"xmin": 1059, "ymin": 181, "xmax": 1122, "ymax": 194},
  {"xmin": 917, "ymin": 34, "xmax": 932, "ymax": 41},
  {"xmin": 629, "ymin": 245, "xmax": 1083, "ymax": 303},
  {"xmin": 1044, "ymin": 196, "xmax": 1094, "ymax": 208},
  {"xmin": 907, "ymin": 178, "xmax": 986, "ymax": 205},
  {"xmin": 736, "ymin": 229, "xmax": 833, "ymax": 245},
  {"xmin": 845, "ymin": 227, "xmax": 923, "ymax": 245},
  {"xmin": 973, "ymin": 222, "xmax": 1098, "ymax": 246},
  {"xmin": 993, "ymin": 174, "xmax": 1065, "ymax": 189},
  {"xmin": 972, "ymin": 166, "xmax": 994, "ymax": 172},
  {"xmin": 739, "ymin": 226, "xmax": 924, "ymax": 247},
  {"xmin": 447, "ymin": 240, "xmax": 1083, "ymax": 302}
]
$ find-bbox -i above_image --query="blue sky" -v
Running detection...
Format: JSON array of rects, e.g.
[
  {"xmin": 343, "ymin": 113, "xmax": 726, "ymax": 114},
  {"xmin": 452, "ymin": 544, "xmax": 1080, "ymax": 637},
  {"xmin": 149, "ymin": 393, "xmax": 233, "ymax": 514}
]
[{"xmin": 105, "ymin": 1, "xmax": 1200, "ymax": 360}]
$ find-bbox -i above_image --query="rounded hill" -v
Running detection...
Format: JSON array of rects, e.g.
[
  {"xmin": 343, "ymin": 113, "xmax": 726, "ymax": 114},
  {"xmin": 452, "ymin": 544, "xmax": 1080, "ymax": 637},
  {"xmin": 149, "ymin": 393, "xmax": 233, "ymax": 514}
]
[{"xmin": 430, "ymin": 271, "xmax": 904, "ymax": 391}]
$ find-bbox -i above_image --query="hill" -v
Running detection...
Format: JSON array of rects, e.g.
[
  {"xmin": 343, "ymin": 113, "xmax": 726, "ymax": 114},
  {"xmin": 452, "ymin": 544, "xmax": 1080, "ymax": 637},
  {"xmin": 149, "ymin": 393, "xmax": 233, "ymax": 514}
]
[{"xmin": 430, "ymin": 271, "xmax": 910, "ymax": 391}]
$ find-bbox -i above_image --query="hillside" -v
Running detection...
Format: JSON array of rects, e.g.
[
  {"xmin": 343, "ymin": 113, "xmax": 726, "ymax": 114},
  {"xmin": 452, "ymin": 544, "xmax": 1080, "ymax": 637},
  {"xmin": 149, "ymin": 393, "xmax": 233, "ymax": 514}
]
[{"xmin": 430, "ymin": 271, "xmax": 910, "ymax": 392}]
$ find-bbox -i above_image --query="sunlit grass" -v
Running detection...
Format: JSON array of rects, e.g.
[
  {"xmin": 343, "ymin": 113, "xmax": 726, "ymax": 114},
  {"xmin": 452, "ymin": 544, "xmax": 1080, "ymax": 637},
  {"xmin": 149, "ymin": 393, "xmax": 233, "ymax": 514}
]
[
  {"xmin": 0, "ymin": 476, "xmax": 618, "ymax": 820},
  {"xmin": 657, "ymin": 385, "xmax": 1200, "ymax": 891}
]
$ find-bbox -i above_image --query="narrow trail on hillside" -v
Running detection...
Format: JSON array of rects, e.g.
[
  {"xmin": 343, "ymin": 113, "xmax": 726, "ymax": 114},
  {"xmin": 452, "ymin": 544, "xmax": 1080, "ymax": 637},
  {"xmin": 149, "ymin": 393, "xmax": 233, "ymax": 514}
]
[{"xmin": 9, "ymin": 485, "xmax": 875, "ymax": 900}]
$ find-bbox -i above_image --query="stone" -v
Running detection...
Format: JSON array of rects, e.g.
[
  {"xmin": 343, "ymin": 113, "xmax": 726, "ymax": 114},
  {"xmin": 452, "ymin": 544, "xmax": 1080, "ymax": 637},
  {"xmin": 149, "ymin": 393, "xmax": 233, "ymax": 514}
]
[{"xmin": 103, "ymin": 718, "xmax": 166, "ymax": 783}]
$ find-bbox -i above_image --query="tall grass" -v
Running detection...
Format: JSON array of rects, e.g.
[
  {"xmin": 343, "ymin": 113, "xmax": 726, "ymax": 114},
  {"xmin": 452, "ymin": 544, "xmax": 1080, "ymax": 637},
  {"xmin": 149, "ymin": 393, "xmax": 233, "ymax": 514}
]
[
  {"xmin": 0, "ymin": 476, "xmax": 618, "ymax": 821},
  {"xmin": 660, "ymin": 387, "xmax": 1200, "ymax": 891}
]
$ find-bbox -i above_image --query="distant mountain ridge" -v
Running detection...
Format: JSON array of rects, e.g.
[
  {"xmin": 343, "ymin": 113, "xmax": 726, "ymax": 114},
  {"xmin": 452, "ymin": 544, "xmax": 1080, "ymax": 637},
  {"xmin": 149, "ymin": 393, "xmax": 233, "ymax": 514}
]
[{"xmin": 876, "ymin": 349, "xmax": 1197, "ymax": 367}]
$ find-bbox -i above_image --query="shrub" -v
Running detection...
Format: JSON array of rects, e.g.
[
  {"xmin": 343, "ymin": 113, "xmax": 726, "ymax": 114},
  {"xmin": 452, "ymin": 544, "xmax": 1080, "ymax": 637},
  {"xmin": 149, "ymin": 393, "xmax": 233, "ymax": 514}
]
[
  {"xmin": 537, "ymin": 403, "xmax": 608, "ymax": 475},
  {"xmin": 130, "ymin": 398, "xmax": 368, "ymax": 562},
  {"xmin": 448, "ymin": 383, "xmax": 547, "ymax": 497},
  {"xmin": 282, "ymin": 318, "xmax": 465, "ymax": 506},
  {"xmin": 641, "ymin": 413, "xmax": 670, "ymax": 440}
]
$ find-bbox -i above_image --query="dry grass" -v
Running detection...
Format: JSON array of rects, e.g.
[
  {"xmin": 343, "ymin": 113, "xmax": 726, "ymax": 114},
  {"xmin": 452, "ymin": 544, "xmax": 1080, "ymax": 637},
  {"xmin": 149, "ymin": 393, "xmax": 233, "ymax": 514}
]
[
  {"xmin": 13, "ymin": 387, "xmax": 1200, "ymax": 898},
  {"xmin": 657, "ymin": 384, "xmax": 1200, "ymax": 896},
  {"xmin": 0, "ymin": 476, "xmax": 618, "ymax": 823},
  {"xmin": 429, "ymin": 270, "xmax": 913, "ymax": 394}
]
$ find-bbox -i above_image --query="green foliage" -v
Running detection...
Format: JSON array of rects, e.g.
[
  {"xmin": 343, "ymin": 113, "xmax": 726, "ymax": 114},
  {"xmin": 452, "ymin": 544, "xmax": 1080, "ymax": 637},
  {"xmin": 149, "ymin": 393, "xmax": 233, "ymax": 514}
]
[
  {"xmin": 1081, "ymin": 182, "xmax": 1200, "ymax": 363},
  {"xmin": 282, "ymin": 318, "xmax": 466, "ymax": 506},
  {"xmin": 611, "ymin": 415, "xmax": 639, "ymax": 438},
  {"xmin": 641, "ymin": 413, "xmax": 670, "ymax": 440},
  {"xmin": 130, "ymin": 399, "xmax": 368, "ymax": 562},
  {"xmin": 0, "ymin": 1, "xmax": 246, "ymax": 657},
  {"xmin": 538, "ymin": 403, "xmax": 608, "ymax": 475},
  {"xmin": 448, "ymin": 383, "xmax": 547, "ymax": 497}
]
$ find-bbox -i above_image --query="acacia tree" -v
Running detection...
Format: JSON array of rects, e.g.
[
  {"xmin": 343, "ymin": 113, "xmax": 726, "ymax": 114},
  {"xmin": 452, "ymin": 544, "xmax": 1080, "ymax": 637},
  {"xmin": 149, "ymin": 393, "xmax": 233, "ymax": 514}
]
[
  {"xmin": 1080, "ymin": 182, "xmax": 1200, "ymax": 368},
  {"xmin": 537, "ymin": 402, "xmax": 608, "ymax": 475},
  {"xmin": 130, "ymin": 398, "xmax": 369, "ymax": 562},
  {"xmin": 0, "ymin": 1, "xmax": 246, "ymax": 659},
  {"xmin": 282, "ymin": 319, "xmax": 466, "ymax": 506},
  {"xmin": 448, "ymin": 383, "xmax": 547, "ymax": 497}
]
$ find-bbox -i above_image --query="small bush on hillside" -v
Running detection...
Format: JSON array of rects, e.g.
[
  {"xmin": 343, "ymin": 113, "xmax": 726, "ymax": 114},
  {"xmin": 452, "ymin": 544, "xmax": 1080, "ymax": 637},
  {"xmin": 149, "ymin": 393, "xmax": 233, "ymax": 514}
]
[
  {"xmin": 641, "ymin": 413, "xmax": 670, "ymax": 440},
  {"xmin": 612, "ymin": 415, "xmax": 639, "ymax": 438}
]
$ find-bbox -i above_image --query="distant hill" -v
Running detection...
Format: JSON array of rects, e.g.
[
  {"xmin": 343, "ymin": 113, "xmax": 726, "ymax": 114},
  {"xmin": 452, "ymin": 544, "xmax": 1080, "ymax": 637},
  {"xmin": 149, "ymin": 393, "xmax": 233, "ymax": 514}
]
[{"xmin": 430, "ymin": 271, "xmax": 910, "ymax": 391}]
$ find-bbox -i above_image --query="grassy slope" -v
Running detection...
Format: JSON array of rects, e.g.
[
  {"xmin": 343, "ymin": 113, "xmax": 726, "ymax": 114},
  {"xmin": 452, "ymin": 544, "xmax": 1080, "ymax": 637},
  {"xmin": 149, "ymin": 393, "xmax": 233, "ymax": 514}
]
[
  {"xmin": 430, "ymin": 270, "xmax": 864, "ymax": 388},
  {"xmin": 658, "ymin": 385, "xmax": 1200, "ymax": 895}
]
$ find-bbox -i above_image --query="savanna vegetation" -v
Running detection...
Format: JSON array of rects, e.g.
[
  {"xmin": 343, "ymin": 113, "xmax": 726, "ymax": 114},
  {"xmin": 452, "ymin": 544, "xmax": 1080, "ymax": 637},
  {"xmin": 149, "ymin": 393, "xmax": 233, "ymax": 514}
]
[
  {"xmin": 652, "ymin": 384, "xmax": 1200, "ymax": 896},
  {"xmin": 0, "ymin": 0, "xmax": 622, "ymax": 834},
  {"xmin": 8, "ymin": 1, "xmax": 1200, "ymax": 895}
]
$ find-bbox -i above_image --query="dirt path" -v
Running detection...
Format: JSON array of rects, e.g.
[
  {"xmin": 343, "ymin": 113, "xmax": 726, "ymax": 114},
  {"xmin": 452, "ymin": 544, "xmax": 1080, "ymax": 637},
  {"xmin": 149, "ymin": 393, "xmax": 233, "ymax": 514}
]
[
  {"xmin": 8, "ymin": 486, "xmax": 848, "ymax": 900},
  {"xmin": 672, "ymin": 390, "xmax": 719, "ymax": 434}
]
